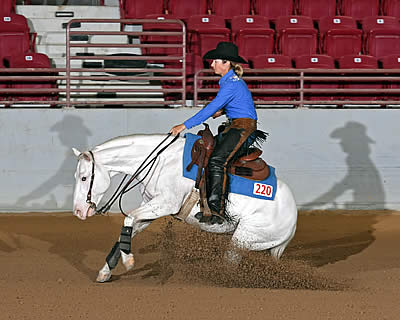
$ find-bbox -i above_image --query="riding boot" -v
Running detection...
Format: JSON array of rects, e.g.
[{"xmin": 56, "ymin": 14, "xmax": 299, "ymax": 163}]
[
  {"xmin": 196, "ymin": 119, "xmax": 257, "ymax": 225},
  {"xmin": 203, "ymin": 128, "xmax": 243, "ymax": 223},
  {"xmin": 206, "ymin": 162, "xmax": 225, "ymax": 215},
  {"xmin": 197, "ymin": 167, "xmax": 225, "ymax": 224}
]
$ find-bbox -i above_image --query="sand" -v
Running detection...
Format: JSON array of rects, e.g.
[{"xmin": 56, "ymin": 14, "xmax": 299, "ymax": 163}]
[{"xmin": 0, "ymin": 210, "xmax": 399, "ymax": 319}]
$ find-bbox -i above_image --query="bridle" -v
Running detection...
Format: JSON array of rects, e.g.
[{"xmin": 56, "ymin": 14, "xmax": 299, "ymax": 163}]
[
  {"xmin": 81, "ymin": 133, "xmax": 179, "ymax": 217},
  {"xmin": 85, "ymin": 150, "xmax": 97, "ymax": 211}
]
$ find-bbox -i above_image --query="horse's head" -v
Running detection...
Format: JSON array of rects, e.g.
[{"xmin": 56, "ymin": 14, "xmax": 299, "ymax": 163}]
[{"xmin": 72, "ymin": 148, "xmax": 111, "ymax": 220}]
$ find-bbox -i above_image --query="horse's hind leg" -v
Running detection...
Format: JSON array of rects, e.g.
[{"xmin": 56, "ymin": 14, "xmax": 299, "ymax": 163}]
[{"xmin": 269, "ymin": 228, "xmax": 296, "ymax": 260}]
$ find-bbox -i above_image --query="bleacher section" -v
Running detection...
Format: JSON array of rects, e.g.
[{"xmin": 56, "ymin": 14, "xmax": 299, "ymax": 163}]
[
  {"xmin": 14, "ymin": 5, "xmax": 170, "ymax": 106},
  {"xmin": 17, "ymin": 5, "xmax": 124, "ymax": 69},
  {"xmin": 0, "ymin": 0, "xmax": 400, "ymax": 107}
]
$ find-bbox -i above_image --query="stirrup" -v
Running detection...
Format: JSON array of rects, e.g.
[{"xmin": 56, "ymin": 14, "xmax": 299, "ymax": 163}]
[{"xmin": 195, "ymin": 211, "xmax": 225, "ymax": 225}]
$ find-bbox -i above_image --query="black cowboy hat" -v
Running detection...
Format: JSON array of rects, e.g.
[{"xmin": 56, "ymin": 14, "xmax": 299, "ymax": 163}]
[{"xmin": 203, "ymin": 42, "xmax": 247, "ymax": 64}]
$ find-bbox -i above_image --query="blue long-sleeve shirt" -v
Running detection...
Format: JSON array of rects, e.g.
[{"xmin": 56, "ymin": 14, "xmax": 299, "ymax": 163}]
[{"xmin": 184, "ymin": 69, "xmax": 257, "ymax": 129}]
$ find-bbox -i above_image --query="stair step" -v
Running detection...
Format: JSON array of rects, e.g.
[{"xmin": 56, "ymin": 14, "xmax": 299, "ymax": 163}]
[
  {"xmin": 58, "ymin": 78, "xmax": 153, "ymax": 85},
  {"xmin": 58, "ymin": 82, "xmax": 161, "ymax": 89},
  {"xmin": 43, "ymin": 32, "xmax": 132, "ymax": 44},
  {"xmin": 29, "ymin": 18, "xmax": 124, "ymax": 33},
  {"xmin": 17, "ymin": 5, "xmax": 121, "ymax": 19},
  {"xmin": 36, "ymin": 44, "xmax": 139, "ymax": 58}
]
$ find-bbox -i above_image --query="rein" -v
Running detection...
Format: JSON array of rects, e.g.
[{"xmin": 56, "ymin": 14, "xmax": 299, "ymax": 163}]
[{"xmin": 94, "ymin": 133, "xmax": 180, "ymax": 217}]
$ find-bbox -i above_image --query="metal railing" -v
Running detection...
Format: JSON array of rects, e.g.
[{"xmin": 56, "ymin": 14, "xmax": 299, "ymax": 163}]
[
  {"xmin": 0, "ymin": 68, "xmax": 63, "ymax": 107},
  {"xmin": 65, "ymin": 18, "xmax": 186, "ymax": 107},
  {"xmin": 194, "ymin": 68, "xmax": 400, "ymax": 108},
  {"xmin": 0, "ymin": 18, "xmax": 186, "ymax": 107},
  {"xmin": 2, "ymin": 17, "xmax": 400, "ymax": 108}
]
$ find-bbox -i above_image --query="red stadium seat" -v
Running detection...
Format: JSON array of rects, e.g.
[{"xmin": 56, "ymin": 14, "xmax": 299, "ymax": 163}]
[
  {"xmin": 362, "ymin": 15, "xmax": 400, "ymax": 32},
  {"xmin": 294, "ymin": 54, "xmax": 335, "ymax": 69},
  {"xmin": 319, "ymin": 16, "xmax": 362, "ymax": 59},
  {"xmin": 275, "ymin": 16, "xmax": 318, "ymax": 57},
  {"xmin": 338, "ymin": 54, "xmax": 378, "ymax": 68},
  {"xmin": 380, "ymin": 54, "xmax": 400, "ymax": 68},
  {"xmin": 141, "ymin": 14, "xmax": 183, "ymax": 57},
  {"xmin": 6, "ymin": 52, "xmax": 58, "ymax": 103},
  {"xmin": 361, "ymin": 16, "xmax": 400, "ymax": 58},
  {"xmin": 338, "ymin": 54, "xmax": 382, "ymax": 101},
  {"xmin": 231, "ymin": 15, "xmax": 274, "ymax": 61},
  {"xmin": 340, "ymin": 0, "xmax": 380, "ymax": 21},
  {"xmin": 251, "ymin": 54, "xmax": 293, "ymax": 68},
  {"xmin": 166, "ymin": 0, "xmax": 208, "ymax": 20},
  {"xmin": 297, "ymin": 0, "xmax": 338, "ymax": 21},
  {"xmin": 253, "ymin": 0, "xmax": 295, "ymax": 21},
  {"xmin": 209, "ymin": 0, "xmax": 251, "ymax": 20},
  {"xmin": 119, "ymin": 0, "xmax": 165, "ymax": 19},
  {"xmin": 383, "ymin": 0, "xmax": 400, "ymax": 18},
  {"xmin": 250, "ymin": 54, "xmax": 297, "ymax": 102},
  {"xmin": 162, "ymin": 53, "xmax": 204, "ymax": 100},
  {"xmin": 0, "ymin": 15, "xmax": 35, "ymax": 60},
  {"xmin": 294, "ymin": 54, "xmax": 338, "ymax": 101},
  {"xmin": 380, "ymin": 54, "xmax": 400, "ymax": 100},
  {"xmin": 0, "ymin": 0, "xmax": 15, "ymax": 16},
  {"xmin": 187, "ymin": 15, "xmax": 230, "ymax": 56}
]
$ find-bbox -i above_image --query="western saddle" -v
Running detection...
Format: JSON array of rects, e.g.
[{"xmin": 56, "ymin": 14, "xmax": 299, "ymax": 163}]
[{"xmin": 186, "ymin": 124, "xmax": 270, "ymax": 208}]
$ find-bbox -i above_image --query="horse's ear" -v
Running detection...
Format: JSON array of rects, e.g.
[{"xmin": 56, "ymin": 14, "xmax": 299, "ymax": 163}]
[{"xmin": 72, "ymin": 147, "xmax": 81, "ymax": 157}]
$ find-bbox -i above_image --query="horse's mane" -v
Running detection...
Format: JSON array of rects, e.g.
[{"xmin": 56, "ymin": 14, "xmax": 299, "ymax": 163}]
[{"xmin": 92, "ymin": 134, "xmax": 168, "ymax": 152}]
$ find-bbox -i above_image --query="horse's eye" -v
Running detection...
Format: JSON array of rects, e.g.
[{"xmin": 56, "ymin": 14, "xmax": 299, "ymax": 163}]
[{"xmin": 81, "ymin": 177, "xmax": 87, "ymax": 182}]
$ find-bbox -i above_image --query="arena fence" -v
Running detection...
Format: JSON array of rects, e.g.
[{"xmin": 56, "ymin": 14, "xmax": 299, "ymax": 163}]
[
  {"xmin": 1, "ymin": 17, "xmax": 400, "ymax": 108},
  {"xmin": 0, "ymin": 18, "xmax": 186, "ymax": 107},
  {"xmin": 194, "ymin": 68, "xmax": 400, "ymax": 108}
]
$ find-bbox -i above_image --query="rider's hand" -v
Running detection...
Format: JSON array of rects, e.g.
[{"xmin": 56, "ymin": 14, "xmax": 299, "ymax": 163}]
[
  {"xmin": 212, "ymin": 110, "xmax": 224, "ymax": 119},
  {"xmin": 169, "ymin": 123, "xmax": 186, "ymax": 135}
]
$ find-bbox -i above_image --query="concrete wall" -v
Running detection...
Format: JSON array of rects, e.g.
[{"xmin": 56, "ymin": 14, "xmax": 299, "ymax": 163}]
[{"xmin": 0, "ymin": 108, "xmax": 398, "ymax": 212}]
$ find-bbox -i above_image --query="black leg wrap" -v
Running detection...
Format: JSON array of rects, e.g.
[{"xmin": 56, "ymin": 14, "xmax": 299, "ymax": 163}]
[
  {"xmin": 106, "ymin": 241, "xmax": 121, "ymax": 270},
  {"xmin": 119, "ymin": 226, "xmax": 133, "ymax": 255}
]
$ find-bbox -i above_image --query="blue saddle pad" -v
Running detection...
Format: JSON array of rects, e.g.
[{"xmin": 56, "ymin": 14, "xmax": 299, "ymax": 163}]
[{"xmin": 182, "ymin": 133, "xmax": 277, "ymax": 201}]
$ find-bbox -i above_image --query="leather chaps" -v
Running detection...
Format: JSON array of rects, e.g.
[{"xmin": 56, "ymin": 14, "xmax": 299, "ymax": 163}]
[{"xmin": 206, "ymin": 118, "xmax": 257, "ymax": 217}]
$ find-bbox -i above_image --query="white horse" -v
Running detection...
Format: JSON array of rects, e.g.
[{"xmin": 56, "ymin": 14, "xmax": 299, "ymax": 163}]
[{"xmin": 72, "ymin": 134, "xmax": 298, "ymax": 282}]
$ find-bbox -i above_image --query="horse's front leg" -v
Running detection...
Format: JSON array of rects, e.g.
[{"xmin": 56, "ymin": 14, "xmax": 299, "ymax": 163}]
[
  {"xmin": 96, "ymin": 216, "xmax": 151, "ymax": 282},
  {"xmin": 96, "ymin": 199, "xmax": 175, "ymax": 283}
]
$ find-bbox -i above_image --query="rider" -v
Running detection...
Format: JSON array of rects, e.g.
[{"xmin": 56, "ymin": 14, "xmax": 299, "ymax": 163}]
[{"xmin": 170, "ymin": 42, "xmax": 259, "ymax": 223}]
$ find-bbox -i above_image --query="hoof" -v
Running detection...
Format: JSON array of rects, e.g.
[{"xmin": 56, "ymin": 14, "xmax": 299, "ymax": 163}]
[
  {"xmin": 96, "ymin": 270, "xmax": 112, "ymax": 283},
  {"xmin": 122, "ymin": 253, "xmax": 135, "ymax": 272}
]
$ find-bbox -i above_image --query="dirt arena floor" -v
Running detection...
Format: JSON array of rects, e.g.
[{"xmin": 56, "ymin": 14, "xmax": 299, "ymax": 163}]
[{"xmin": 0, "ymin": 210, "xmax": 399, "ymax": 320}]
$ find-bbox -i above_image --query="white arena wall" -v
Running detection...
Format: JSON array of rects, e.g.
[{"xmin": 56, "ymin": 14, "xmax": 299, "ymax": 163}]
[{"xmin": 0, "ymin": 108, "xmax": 398, "ymax": 213}]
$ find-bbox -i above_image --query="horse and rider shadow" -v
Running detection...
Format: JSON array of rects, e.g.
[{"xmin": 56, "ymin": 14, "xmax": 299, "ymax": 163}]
[
  {"xmin": 291, "ymin": 121, "xmax": 386, "ymax": 266},
  {"xmin": 303, "ymin": 121, "xmax": 385, "ymax": 211},
  {"xmin": 14, "ymin": 115, "xmax": 91, "ymax": 210}
]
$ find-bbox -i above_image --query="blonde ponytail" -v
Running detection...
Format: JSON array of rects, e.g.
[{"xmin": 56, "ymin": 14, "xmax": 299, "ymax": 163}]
[{"xmin": 231, "ymin": 62, "xmax": 243, "ymax": 78}]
